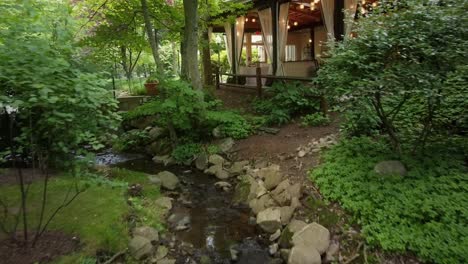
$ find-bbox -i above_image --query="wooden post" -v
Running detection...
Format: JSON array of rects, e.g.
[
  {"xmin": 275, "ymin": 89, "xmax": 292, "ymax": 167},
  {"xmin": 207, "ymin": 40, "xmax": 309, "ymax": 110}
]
[
  {"xmin": 256, "ymin": 65, "xmax": 262, "ymax": 97},
  {"xmin": 215, "ymin": 67, "xmax": 220, "ymax": 90},
  {"xmin": 320, "ymin": 95, "xmax": 329, "ymax": 116}
]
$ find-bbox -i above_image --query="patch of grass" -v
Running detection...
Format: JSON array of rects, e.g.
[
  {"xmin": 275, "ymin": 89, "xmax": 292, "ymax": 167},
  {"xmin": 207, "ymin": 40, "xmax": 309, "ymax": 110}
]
[
  {"xmin": 1, "ymin": 168, "xmax": 163, "ymax": 262},
  {"xmin": 0, "ymin": 176, "xmax": 129, "ymax": 253},
  {"xmin": 309, "ymin": 137, "xmax": 468, "ymax": 264},
  {"xmin": 108, "ymin": 168, "xmax": 160, "ymax": 200}
]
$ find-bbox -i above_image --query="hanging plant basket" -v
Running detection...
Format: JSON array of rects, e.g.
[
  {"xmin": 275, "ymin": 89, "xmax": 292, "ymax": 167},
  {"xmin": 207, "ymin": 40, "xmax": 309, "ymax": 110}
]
[{"xmin": 144, "ymin": 81, "xmax": 159, "ymax": 96}]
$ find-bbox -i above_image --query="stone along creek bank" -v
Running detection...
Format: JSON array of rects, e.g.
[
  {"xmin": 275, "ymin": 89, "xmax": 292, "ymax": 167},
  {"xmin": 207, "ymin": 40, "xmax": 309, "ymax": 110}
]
[{"xmin": 117, "ymin": 147, "xmax": 338, "ymax": 264}]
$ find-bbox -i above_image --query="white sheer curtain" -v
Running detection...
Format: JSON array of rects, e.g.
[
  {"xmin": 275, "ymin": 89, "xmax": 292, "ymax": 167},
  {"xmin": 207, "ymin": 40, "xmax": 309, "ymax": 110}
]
[
  {"xmin": 320, "ymin": 0, "xmax": 335, "ymax": 41},
  {"xmin": 258, "ymin": 8, "xmax": 273, "ymax": 74},
  {"xmin": 344, "ymin": 0, "xmax": 358, "ymax": 38},
  {"xmin": 224, "ymin": 22, "xmax": 233, "ymax": 70},
  {"xmin": 277, "ymin": 2, "xmax": 289, "ymax": 76},
  {"xmin": 235, "ymin": 16, "xmax": 245, "ymax": 71}
]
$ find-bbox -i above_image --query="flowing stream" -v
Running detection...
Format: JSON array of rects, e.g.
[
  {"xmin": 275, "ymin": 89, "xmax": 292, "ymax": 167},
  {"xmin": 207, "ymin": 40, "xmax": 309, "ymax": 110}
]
[{"xmin": 100, "ymin": 154, "xmax": 271, "ymax": 263}]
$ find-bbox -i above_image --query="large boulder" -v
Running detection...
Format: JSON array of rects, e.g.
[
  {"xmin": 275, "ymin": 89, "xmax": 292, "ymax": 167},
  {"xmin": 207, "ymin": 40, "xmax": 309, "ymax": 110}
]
[
  {"xmin": 288, "ymin": 245, "xmax": 321, "ymax": 264},
  {"xmin": 208, "ymin": 154, "xmax": 225, "ymax": 166},
  {"xmin": 228, "ymin": 161, "xmax": 249, "ymax": 176},
  {"xmin": 216, "ymin": 137, "xmax": 234, "ymax": 153},
  {"xmin": 129, "ymin": 236, "xmax": 154, "ymax": 260},
  {"xmin": 278, "ymin": 219, "xmax": 307, "ymax": 248},
  {"xmin": 233, "ymin": 175, "xmax": 259, "ymax": 204},
  {"xmin": 249, "ymin": 194, "xmax": 277, "ymax": 215},
  {"xmin": 133, "ymin": 226, "xmax": 159, "ymax": 243},
  {"xmin": 204, "ymin": 164, "xmax": 229, "ymax": 180},
  {"xmin": 154, "ymin": 171, "xmax": 179, "ymax": 190},
  {"xmin": 195, "ymin": 153, "xmax": 208, "ymax": 170},
  {"xmin": 279, "ymin": 206, "xmax": 295, "ymax": 225},
  {"xmin": 254, "ymin": 164, "xmax": 282, "ymax": 190},
  {"xmin": 148, "ymin": 126, "xmax": 164, "ymax": 140},
  {"xmin": 271, "ymin": 180, "xmax": 302, "ymax": 206},
  {"xmin": 374, "ymin": 160, "xmax": 407, "ymax": 176},
  {"xmin": 292, "ymin": 222, "xmax": 330, "ymax": 254},
  {"xmin": 155, "ymin": 197, "xmax": 173, "ymax": 211},
  {"xmin": 256, "ymin": 207, "xmax": 282, "ymax": 233}
]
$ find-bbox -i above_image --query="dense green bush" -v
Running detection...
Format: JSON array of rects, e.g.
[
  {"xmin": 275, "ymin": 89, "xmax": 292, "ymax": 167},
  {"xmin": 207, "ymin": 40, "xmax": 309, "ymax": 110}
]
[
  {"xmin": 317, "ymin": 0, "xmax": 468, "ymax": 153},
  {"xmin": 253, "ymin": 81, "xmax": 321, "ymax": 125},
  {"xmin": 310, "ymin": 137, "xmax": 468, "ymax": 264},
  {"xmin": 124, "ymin": 79, "xmax": 254, "ymax": 142},
  {"xmin": 300, "ymin": 113, "xmax": 331, "ymax": 127},
  {"xmin": 171, "ymin": 143, "xmax": 203, "ymax": 163},
  {"xmin": 112, "ymin": 130, "xmax": 151, "ymax": 152}
]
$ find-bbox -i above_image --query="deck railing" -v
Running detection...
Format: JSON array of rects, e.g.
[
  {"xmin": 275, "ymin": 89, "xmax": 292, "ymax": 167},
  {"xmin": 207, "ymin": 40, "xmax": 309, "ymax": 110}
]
[{"xmin": 214, "ymin": 67, "xmax": 328, "ymax": 115}]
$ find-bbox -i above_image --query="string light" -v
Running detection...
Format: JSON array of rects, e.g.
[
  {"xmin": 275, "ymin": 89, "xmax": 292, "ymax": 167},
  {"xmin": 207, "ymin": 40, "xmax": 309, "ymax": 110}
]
[
  {"xmin": 300, "ymin": 4, "xmax": 304, "ymax": 9},
  {"xmin": 372, "ymin": 2, "xmax": 378, "ymax": 7},
  {"xmin": 311, "ymin": 4, "xmax": 315, "ymax": 11},
  {"xmin": 252, "ymin": 18, "xmax": 256, "ymax": 23},
  {"xmin": 314, "ymin": 0, "xmax": 319, "ymax": 4},
  {"xmin": 236, "ymin": 21, "xmax": 239, "ymax": 25},
  {"xmin": 245, "ymin": 18, "xmax": 249, "ymax": 22},
  {"xmin": 287, "ymin": 25, "xmax": 290, "ymax": 29},
  {"xmin": 293, "ymin": 21, "xmax": 298, "ymax": 26},
  {"xmin": 309, "ymin": 39, "xmax": 312, "ymax": 43}
]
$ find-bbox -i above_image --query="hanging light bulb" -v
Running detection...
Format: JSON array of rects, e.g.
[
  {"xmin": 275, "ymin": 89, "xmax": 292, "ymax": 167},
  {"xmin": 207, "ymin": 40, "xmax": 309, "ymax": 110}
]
[
  {"xmin": 311, "ymin": 4, "xmax": 315, "ymax": 10},
  {"xmin": 361, "ymin": 0, "xmax": 366, "ymax": 4},
  {"xmin": 309, "ymin": 38, "xmax": 312, "ymax": 43},
  {"xmin": 287, "ymin": 25, "xmax": 290, "ymax": 29},
  {"xmin": 372, "ymin": 2, "xmax": 378, "ymax": 7},
  {"xmin": 252, "ymin": 18, "xmax": 256, "ymax": 23},
  {"xmin": 294, "ymin": 21, "xmax": 298, "ymax": 26},
  {"xmin": 245, "ymin": 18, "xmax": 249, "ymax": 22},
  {"xmin": 314, "ymin": 0, "xmax": 320, "ymax": 4},
  {"xmin": 300, "ymin": 4, "xmax": 304, "ymax": 9},
  {"xmin": 236, "ymin": 21, "xmax": 239, "ymax": 25}
]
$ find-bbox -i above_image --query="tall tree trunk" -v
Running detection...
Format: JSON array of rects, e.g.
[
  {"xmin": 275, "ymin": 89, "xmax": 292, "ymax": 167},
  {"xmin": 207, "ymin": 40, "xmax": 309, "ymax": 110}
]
[
  {"xmin": 120, "ymin": 46, "xmax": 131, "ymax": 80},
  {"xmin": 141, "ymin": 0, "xmax": 159, "ymax": 71},
  {"xmin": 154, "ymin": 28, "xmax": 163, "ymax": 73},
  {"xmin": 201, "ymin": 0, "xmax": 213, "ymax": 86},
  {"xmin": 182, "ymin": 0, "xmax": 202, "ymax": 90}
]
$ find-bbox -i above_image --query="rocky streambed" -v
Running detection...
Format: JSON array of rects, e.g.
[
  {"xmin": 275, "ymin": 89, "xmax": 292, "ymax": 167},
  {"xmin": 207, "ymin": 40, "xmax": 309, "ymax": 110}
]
[{"xmin": 105, "ymin": 146, "xmax": 337, "ymax": 264}]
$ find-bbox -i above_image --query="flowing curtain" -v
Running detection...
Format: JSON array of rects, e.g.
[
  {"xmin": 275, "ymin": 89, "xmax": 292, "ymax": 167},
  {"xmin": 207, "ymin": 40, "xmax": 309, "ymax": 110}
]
[
  {"xmin": 320, "ymin": 0, "xmax": 335, "ymax": 41},
  {"xmin": 235, "ymin": 16, "xmax": 245, "ymax": 71},
  {"xmin": 258, "ymin": 8, "xmax": 273, "ymax": 74},
  {"xmin": 277, "ymin": 2, "xmax": 290, "ymax": 76},
  {"xmin": 344, "ymin": 0, "xmax": 358, "ymax": 38},
  {"xmin": 224, "ymin": 22, "xmax": 233, "ymax": 70}
]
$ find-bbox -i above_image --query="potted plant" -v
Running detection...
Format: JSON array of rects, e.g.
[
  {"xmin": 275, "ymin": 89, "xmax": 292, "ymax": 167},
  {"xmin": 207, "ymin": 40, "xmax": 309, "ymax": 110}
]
[{"xmin": 144, "ymin": 74, "xmax": 159, "ymax": 96}]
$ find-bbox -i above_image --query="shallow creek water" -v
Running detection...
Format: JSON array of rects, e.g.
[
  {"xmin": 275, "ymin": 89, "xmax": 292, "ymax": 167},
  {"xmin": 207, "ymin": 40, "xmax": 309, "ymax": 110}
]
[{"xmin": 105, "ymin": 155, "xmax": 271, "ymax": 263}]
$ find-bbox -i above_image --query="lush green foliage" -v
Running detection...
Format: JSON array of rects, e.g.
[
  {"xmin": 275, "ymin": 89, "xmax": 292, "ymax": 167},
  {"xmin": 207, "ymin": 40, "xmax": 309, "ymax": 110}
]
[
  {"xmin": 317, "ymin": 0, "xmax": 468, "ymax": 152},
  {"xmin": 253, "ymin": 81, "xmax": 320, "ymax": 125},
  {"xmin": 0, "ymin": 0, "xmax": 119, "ymax": 168},
  {"xmin": 124, "ymin": 79, "xmax": 254, "ymax": 141},
  {"xmin": 171, "ymin": 143, "xmax": 203, "ymax": 163},
  {"xmin": 310, "ymin": 137, "xmax": 468, "ymax": 263},
  {"xmin": 301, "ymin": 113, "xmax": 331, "ymax": 127},
  {"xmin": 113, "ymin": 130, "xmax": 151, "ymax": 152},
  {"xmin": 204, "ymin": 110, "xmax": 252, "ymax": 139}
]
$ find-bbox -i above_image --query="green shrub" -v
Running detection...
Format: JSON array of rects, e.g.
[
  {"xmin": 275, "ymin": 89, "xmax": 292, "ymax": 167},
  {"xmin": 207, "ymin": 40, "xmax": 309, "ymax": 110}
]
[
  {"xmin": 309, "ymin": 137, "xmax": 468, "ymax": 263},
  {"xmin": 171, "ymin": 143, "xmax": 203, "ymax": 163},
  {"xmin": 253, "ymin": 81, "xmax": 320, "ymax": 125},
  {"xmin": 204, "ymin": 110, "xmax": 252, "ymax": 139},
  {"xmin": 112, "ymin": 130, "xmax": 151, "ymax": 152},
  {"xmin": 317, "ymin": 0, "xmax": 468, "ymax": 152},
  {"xmin": 301, "ymin": 113, "xmax": 331, "ymax": 127}
]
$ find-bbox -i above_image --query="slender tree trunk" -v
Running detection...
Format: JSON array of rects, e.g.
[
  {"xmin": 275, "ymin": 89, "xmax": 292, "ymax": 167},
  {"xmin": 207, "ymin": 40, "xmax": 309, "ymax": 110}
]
[
  {"xmin": 182, "ymin": 0, "xmax": 202, "ymax": 90},
  {"xmin": 201, "ymin": 28, "xmax": 213, "ymax": 86},
  {"xmin": 201, "ymin": 0, "xmax": 213, "ymax": 86},
  {"xmin": 154, "ymin": 28, "xmax": 163, "ymax": 73},
  {"xmin": 120, "ymin": 46, "xmax": 131, "ymax": 80},
  {"xmin": 141, "ymin": 0, "xmax": 159, "ymax": 70},
  {"xmin": 171, "ymin": 42, "xmax": 179, "ymax": 76}
]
